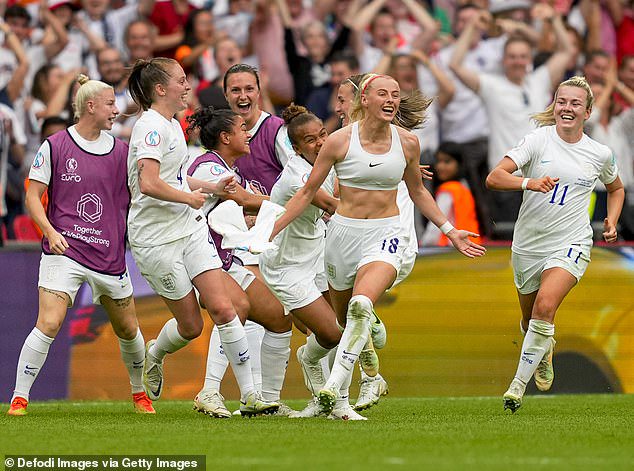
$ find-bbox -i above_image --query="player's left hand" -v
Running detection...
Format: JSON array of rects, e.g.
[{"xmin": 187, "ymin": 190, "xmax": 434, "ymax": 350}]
[
  {"xmin": 447, "ymin": 229, "xmax": 486, "ymax": 258},
  {"xmin": 419, "ymin": 165, "xmax": 433, "ymax": 181},
  {"xmin": 602, "ymin": 217, "xmax": 618, "ymax": 243}
]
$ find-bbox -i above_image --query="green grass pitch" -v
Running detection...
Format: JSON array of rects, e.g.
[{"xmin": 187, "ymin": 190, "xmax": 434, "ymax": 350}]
[{"xmin": 2, "ymin": 394, "xmax": 633, "ymax": 470}]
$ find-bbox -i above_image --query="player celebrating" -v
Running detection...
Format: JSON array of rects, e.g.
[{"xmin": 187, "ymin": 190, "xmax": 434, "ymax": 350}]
[
  {"xmin": 259, "ymin": 104, "xmax": 362, "ymax": 419},
  {"xmin": 486, "ymin": 76, "xmax": 624, "ymax": 413},
  {"xmin": 185, "ymin": 107, "xmax": 293, "ymax": 417},
  {"xmin": 126, "ymin": 58, "xmax": 278, "ymax": 416},
  {"xmin": 334, "ymin": 74, "xmax": 431, "ymax": 411},
  {"xmin": 200, "ymin": 64, "xmax": 297, "ymax": 410},
  {"xmin": 7, "ymin": 75, "xmax": 154, "ymax": 416},
  {"xmin": 271, "ymin": 74, "xmax": 485, "ymax": 415}
]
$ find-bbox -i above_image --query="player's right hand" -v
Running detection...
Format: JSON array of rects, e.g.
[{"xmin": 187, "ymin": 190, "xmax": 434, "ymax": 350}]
[
  {"xmin": 447, "ymin": 229, "xmax": 486, "ymax": 258},
  {"xmin": 188, "ymin": 188, "xmax": 207, "ymax": 209},
  {"xmin": 528, "ymin": 176, "xmax": 559, "ymax": 193},
  {"xmin": 46, "ymin": 230, "xmax": 69, "ymax": 254}
]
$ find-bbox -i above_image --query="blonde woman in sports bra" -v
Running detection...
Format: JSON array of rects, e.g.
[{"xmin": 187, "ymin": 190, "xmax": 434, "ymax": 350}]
[{"xmin": 271, "ymin": 74, "xmax": 486, "ymax": 415}]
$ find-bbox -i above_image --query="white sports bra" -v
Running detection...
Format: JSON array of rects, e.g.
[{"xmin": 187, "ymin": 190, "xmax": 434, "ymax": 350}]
[{"xmin": 335, "ymin": 121, "xmax": 406, "ymax": 191}]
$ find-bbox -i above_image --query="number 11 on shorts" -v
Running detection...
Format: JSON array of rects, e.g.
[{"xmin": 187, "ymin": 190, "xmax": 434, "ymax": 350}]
[{"xmin": 381, "ymin": 238, "xmax": 400, "ymax": 254}]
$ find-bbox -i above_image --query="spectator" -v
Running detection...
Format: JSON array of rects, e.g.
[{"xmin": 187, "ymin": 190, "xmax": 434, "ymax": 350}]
[
  {"xmin": 77, "ymin": 0, "xmax": 156, "ymax": 76},
  {"xmin": 583, "ymin": 49, "xmax": 611, "ymax": 85},
  {"xmin": 435, "ymin": 4, "xmax": 507, "ymax": 237},
  {"xmin": 97, "ymin": 47, "xmax": 136, "ymax": 140},
  {"xmin": 421, "ymin": 142, "xmax": 481, "ymax": 247},
  {"xmin": 0, "ymin": 14, "xmax": 31, "ymax": 106},
  {"xmin": 148, "ymin": 0, "xmax": 194, "ymax": 58},
  {"xmin": 124, "ymin": 18, "xmax": 156, "ymax": 63},
  {"xmin": 275, "ymin": 0, "xmax": 353, "ymax": 106},
  {"xmin": 450, "ymin": 6, "xmax": 574, "ymax": 227},
  {"xmin": 585, "ymin": 64, "xmax": 634, "ymax": 238},
  {"xmin": 317, "ymin": 50, "xmax": 359, "ymax": 132},
  {"xmin": 175, "ymin": 9, "xmax": 220, "ymax": 85},
  {"xmin": 350, "ymin": 0, "xmax": 437, "ymax": 73},
  {"xmin": 48, "ymin": 0, "xmax": 105, "ymax": 73},
  {"xmin": 197, "ymin": 36, "xmax": 243, "ymax": 109}
]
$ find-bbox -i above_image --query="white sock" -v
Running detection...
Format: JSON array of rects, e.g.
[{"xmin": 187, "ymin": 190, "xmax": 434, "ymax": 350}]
[
  {"xmin": 260, "ymin": 329, "xmax": 292, "ymax": 401},
  {"xmin": 12, "ymin": 328, "xmax": 54, "ymax": 401},
  {"xmin": 303, "ymin": 334, "xmax": 332, "ymax": 364},
  {"xmin": 245, "ymin": 320, "xmax": 265, "ymax": 391},
  {"xmin": 203, "ymin": 326, "xmax": 228, "ymax": 391},
  {"xmin": 337, "ymin": 368, "xmax": 353, "ymax": 406},
  {"xmin": 320, "ymin": 341, "xmax": 338, "ymax": 377},
  {"xmin": 514, "ymin": 319, "xmax": 555, "ymax": 384},
  {"xmin": 324, "ymin": 295, "xmax": 372, "ymax": 391},
  {"xmin": 117, "ymin": 329, "xmax": 146, "ymax": 394},
  {"xmin": 217, "ymin": 316, "xmax": 255, "ymax": 400},
  {"xmin": 149, "ymin": 318, "xmax": 190, "ymax": 362},
  {"xmin": 520, "ymin": 319, "xmax": 526, "ymax": 335}
]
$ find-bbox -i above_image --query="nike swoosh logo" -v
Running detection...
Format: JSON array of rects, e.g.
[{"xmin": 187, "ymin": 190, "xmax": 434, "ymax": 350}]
[
  {"xmin": 25, "ymin": 365, "xmax": 38, "ymax": 370},
  {"xmin": 169, "ymin": 144, "xmax": 176, "ymax": 151},
  {"xmin": 150, "ymin": 378, "xmax": 162, "ymax": 398},
  {"xmin": 369, "ymin": 162, "xmax": 383, "ymax": 168},
  {"xmin": 522, "ymin": 352, "xmax": 535, "ymax": 356},
  {"xmin": 239, "ymin": 350, "xmax": 249, "ymax": 357},
  {"xmin": 133, "ymin": 360, "xmax": 144, "ymax": 365},
  {"xmin": 342, "ymin": 350, "xmax": 358, "ymax": 357}
]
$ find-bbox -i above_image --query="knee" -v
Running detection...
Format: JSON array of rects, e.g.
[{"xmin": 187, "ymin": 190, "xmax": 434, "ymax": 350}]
[
  {"xmin": 267, "ymin": 314, "xmax": 292, "ymax": 334},
  {"xmin": 234, "ymin": 296, "xmax": 251, "ymax": 320},
  {"xmin": 36, "ymin": 318, "xmax": 63, "ymax": 338},
  {"xmin": 113, "ymin": 323, "xmax": 138, "ymax": 340},
  {"xmin": 177, "ymin": 317, "xmax": 204, "ymax": 340},
  {"xmin": 532, "ymin": 297, "xmax": 557, "ymax": 321},
  {"xmin": 212, "ymin": 305, "xmax": 238, "ymax": 326},
  {"xmin": 318, "ymin": 330, "xmax": 341, "ymax": 350}
]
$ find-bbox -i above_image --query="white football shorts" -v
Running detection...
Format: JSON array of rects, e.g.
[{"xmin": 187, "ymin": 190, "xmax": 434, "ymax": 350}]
[
  {"xmin": 325, "ymin": 213, "xmax": 406, "ymax": 291},
  {"xmin": 39, "ymin": 254, "xmax": 133, "ymax": 307},
  {"xmin": 512, "ymin": 243, "xmax": 592, "ymax": 295},
  {"xmin": 131, "ymin": 226, "xmax": 222, "ymax": 300}
]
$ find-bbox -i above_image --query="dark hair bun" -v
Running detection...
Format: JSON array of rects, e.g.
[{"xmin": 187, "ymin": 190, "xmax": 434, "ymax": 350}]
[{"xmin": 281, "ymin": 103, "xmax": 308, "ymax": 125}]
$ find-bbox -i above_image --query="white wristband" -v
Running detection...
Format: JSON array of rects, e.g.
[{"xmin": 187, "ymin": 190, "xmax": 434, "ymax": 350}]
[
  {"xmin": 521, "ymin": 178, "xmax": 530, "ymax": 190},
  {"xmin": 439, "ymin": 221, "xmax": 454, "ymax": 235}
]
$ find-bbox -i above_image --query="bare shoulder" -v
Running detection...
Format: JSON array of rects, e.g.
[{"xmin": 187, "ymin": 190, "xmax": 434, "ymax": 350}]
[
  {"xmin": 323, "ymin": 125, "xmax": 353, "ymax": 160},
  {"xmin": 395, "ymin": 126, "xmax": 420, "ymax": 154},
  {"xmin": 328, "ymin": 125, "xmax": 353, "ymax": 145}
]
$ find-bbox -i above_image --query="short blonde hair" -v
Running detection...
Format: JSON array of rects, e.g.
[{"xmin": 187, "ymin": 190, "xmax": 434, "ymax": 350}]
[
  {"xmin": 73, "ymin": 74, "xmax": 113, "ymax": 120},
  {"xmin": 532, "ymin": 76, "xmax": 594, "ymax": 127}
]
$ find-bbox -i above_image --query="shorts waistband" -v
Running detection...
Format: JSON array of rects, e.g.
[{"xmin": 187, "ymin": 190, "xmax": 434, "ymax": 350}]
[{"xmin": 331, "ymin": 213, "xmax": 400, "ymax": 228}]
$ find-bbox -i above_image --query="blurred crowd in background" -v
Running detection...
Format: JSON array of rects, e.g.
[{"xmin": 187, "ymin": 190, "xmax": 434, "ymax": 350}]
[{"xmin": 0, "ymin": 0, "xmax": 632, "ymax": 245}]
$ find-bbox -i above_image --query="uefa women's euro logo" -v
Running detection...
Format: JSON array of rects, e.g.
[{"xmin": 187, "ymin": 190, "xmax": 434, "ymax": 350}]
[
  {"xmin": 32, "ymin": 151, "xmax": 44, "ymax": 169},
  {"xmin": 62, "ymin": 158, "xmax": 81, "ymax": 182},
  {"xmin": 145, "ymin": 130, "xmax": 161, "ymax": 146}
]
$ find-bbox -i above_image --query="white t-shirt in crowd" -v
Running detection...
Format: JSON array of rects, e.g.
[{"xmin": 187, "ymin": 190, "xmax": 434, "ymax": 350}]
[
  {"xmin": 507, "ymin": 126, "xmax": 618, "ymax": 256},
  {"xmin": 436, "ymin": 36, "xmax": 505, "ymax": 143},
  {"xmin": 584, "ymin": 107, "xmax": 634, "ymax": 191},
  {"xmin": 127, "ymin": 109, "xmax": 202, "ymax": 247},
  {"xmin": 479, "ymin": 65, "xmax": 553, "ymax": 170}
]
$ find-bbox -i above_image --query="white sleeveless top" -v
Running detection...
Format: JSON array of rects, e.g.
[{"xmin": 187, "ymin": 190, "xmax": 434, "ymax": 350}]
[{"xmin": 335, "ymin": 122, "xmax": 406, "ymax": 191}]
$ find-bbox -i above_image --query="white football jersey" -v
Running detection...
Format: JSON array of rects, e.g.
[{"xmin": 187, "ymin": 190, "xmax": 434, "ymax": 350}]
[
  {"xmin": 127, "ymin": 109, "xmax": 203, "ymax": 247},
  {"xmin": 507, "ymin": 126, "xmax": 618, "ymax": 255},
  {"xmin": 265, "ymin": 155, "xmax": 335, "ymax": 266}
]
